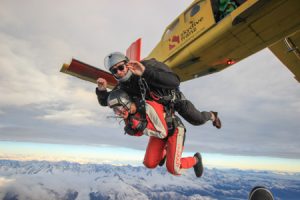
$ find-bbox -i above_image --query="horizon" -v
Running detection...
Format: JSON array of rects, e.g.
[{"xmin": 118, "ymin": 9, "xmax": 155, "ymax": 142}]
[{"xmin": 1, "ymin": 141, "xmax": 299, "ymax": 173}]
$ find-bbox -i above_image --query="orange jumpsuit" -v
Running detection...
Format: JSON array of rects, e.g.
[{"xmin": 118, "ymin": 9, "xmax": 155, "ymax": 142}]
[{"xmin": 126, "ymin": 100, "xmax": 196, "ymax": 175}]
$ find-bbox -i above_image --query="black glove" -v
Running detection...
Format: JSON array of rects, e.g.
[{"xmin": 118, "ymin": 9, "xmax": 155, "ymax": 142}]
[{"xmin": 124, "ymin": 114, "xmax": 148, "ymax": 135}]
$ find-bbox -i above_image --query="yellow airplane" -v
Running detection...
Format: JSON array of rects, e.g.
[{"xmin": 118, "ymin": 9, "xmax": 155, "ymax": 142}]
[{"xmin": 61, "ymin": 0, "xmax": 300, "ymax": 87}]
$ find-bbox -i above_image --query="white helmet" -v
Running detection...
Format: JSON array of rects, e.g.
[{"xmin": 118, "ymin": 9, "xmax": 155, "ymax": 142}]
[
  {"xmin": 104, "ymin": 52, "xmax": 132, "ymax": 82},
  {"xmin": 104, "ymin": 52, "xmax": 129, "ymax": 71}
]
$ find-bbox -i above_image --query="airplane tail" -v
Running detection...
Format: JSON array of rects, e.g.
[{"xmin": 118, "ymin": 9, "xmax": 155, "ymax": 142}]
[{"xmin": 126, "ymin": 38, "xmax": 142, "ymax": 61}]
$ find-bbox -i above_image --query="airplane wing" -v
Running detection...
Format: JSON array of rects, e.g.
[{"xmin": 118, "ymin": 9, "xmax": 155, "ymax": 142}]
[
  {"xmin": 268, "ymin": 30, "xmax": 300, "ymax": 83},
  {"xmin": 60, "ymin": 59, "xmax": 117, "ymax": 89},
  {"xmin": 60, "ymin": 39, "xmax": 141, "ymax": 88}
]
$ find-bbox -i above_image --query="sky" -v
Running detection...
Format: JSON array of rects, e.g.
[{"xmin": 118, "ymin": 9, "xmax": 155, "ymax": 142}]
[{"xmin": 0, "ymin": 0, "xmax": 300, "ymax": 172}]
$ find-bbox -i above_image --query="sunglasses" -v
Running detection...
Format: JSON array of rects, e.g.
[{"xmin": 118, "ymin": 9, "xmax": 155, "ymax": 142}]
[{"xmin": 110, "ymin": 64, "xmax": 126, "ymax": 74}]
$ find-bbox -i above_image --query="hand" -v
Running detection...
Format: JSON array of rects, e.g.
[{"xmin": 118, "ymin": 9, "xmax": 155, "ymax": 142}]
[
  {"xmin": 127, "ymin": 61, "xmax": 145, "ymax": 76},
  {"xmin": 96, "ymin": 78, "xmax": 107, "ymax": 91}
]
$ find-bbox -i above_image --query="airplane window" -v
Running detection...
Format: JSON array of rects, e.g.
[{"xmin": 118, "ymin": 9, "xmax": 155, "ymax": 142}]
[
  {"xmin": 163, "ymin": 19, "xmax": 179, "ymax": 41},
  {"xmin": 185, "ymin": 2, "xmax": 201, "ymax": 22},
  {"xmin": 190, "ymin": 4, "xmax": 200, "ymax": 17}
]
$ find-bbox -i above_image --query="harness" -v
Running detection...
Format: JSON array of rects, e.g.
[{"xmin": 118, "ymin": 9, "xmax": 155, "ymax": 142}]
[
  {"xmin": 139, "ymin": 78, "xmax": 181, "ymax": 134},
  {"xmin": 124, "ymin": 78, "xmax": 148, "ymax": 136},
  {"xmin": 124, "ymin": 77, "xmax": 184, "ymax": 136}
]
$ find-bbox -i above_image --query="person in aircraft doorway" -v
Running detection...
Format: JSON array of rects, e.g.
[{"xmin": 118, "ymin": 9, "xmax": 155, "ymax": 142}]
[
  {"xmin": 96, "ymin": 52, "xmax": 221, "ymax": 131},
  {"xmin": 107, "ymin": 89, "xmax": 204, "ymax": 177}
]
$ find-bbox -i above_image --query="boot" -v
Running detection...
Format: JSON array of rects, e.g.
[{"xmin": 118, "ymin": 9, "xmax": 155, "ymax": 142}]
[
  {"xmin": 211, "ymin": 111, "xmax": 221, "ymax": 129},
  {"xmin": 193, "ymin": 152, "xmax": 204, "ymax": 177}
]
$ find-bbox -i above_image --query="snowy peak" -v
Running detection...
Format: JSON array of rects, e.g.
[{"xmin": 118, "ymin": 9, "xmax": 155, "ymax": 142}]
[{"xmin": 0, "ymin": 160, "xmax": 300, "ymax": 200}]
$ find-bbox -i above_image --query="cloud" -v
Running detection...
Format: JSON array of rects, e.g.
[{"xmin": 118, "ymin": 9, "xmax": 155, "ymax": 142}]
[
  {"xmin": 35, "ymin": 87, "xmax": 113, "ymax": 126},
  {"xmin": 0, "ymin": 177, "xmax": 15, "ymax": 187},
  {"xmin": 0, "ymin": 0, "xmax": 191, "ymax": 125},
  {"xmin": 179, "ymin": 49, "xmax": 300, "ymax": 158},
  {"xmin": 0, "ymin": 32, "xmax": 67, "ymax": 106},
  {"xmin": 0, "ymin": 0, "xmax": 299, "ymax": 160},
  {"xmin": 38, "ymin": 107, "xmax": 100, "ymax": 126},
  {"xmin": 0, "ymin": 31, "xmax": 111, "ymax": 126}
]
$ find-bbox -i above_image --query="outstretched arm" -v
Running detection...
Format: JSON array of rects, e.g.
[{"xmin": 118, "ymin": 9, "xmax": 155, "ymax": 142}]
[
  {"xmin": 95, "ymin": 78, "xmax": 110, "ymax": 106},
  {"xmin": 95, "ymin": 88, "xmax": 110, "ymax": 106}
]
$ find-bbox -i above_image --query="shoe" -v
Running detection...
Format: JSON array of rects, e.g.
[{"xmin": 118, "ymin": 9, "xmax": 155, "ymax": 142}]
[
  {"xmin": 158, "ymin": 155, "xmax": 166, "ymax": 167},
  {"xmin": 211, "ymin": 111, "xmax": 221, "ymax": 129},
  {"xmin": 193, "ymin": 152, "xmax": 204, "ymax": 178}
]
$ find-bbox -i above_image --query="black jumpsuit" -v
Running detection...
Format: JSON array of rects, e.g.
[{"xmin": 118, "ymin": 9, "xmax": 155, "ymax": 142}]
[{"xmin": 96, "ymin": 58, "xmax": 212, "ymax": 126}]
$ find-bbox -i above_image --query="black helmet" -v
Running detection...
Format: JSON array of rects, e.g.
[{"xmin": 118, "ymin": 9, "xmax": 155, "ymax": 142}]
[{"xmin": 107, "ymin": 89, "xmax": 132, "ymax": 110}]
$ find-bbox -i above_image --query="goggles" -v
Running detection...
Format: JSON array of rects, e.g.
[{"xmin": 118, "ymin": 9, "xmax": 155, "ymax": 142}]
[
  {"xmin": 112, "ymin": 105, "xmax": 128, "ymax": 116},
  {"xmin": 110, "ymin": 64, "xmax": 126, "ymax": 74}
]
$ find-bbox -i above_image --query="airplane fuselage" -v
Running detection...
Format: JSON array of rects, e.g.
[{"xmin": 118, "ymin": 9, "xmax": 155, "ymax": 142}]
[{"xmin": 146, "ymin": 0, "xmax": 300, "ymax": 82}]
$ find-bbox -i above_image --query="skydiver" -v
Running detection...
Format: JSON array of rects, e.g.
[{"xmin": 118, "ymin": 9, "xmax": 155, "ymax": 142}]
[
  {"xmin": 95, "ymin": 52, "xmax": 221, "ymax": 130},
  {"xmin": 107, "ymin": 89, "xmax": 204, "ymax": 177}
]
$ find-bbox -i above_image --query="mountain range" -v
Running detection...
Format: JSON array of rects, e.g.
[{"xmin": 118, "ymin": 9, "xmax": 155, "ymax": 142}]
[{"xmin": 0, "ymin": 160, "xmax": 299, "ymax": 200}]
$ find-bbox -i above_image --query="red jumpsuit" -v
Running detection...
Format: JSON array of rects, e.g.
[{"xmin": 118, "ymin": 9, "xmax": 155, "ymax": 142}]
[{"xmin": 126, "ymin": 100, "xmax": 196, "ymax": 175}]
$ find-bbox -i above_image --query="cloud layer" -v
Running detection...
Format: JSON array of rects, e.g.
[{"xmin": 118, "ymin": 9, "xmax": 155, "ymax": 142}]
[{"xmin": 0, "ymin": 0, "xmax": 299, "ymax": 159}]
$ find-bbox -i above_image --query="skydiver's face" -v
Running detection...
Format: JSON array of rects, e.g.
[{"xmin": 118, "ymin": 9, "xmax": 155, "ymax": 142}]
[
  {"xmin": 113, "ymin": 106, "xmax": 129, "ymax": 119},
  {"xmin": 110, "ymin": 61, "xmax": 129, "ymax": 79},
  {"xmin": 112, "ymin": 103, "xmax": 136, "ymax": 119}
]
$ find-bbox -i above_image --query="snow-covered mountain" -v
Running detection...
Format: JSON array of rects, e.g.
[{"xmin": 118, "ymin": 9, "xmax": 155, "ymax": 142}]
[{"xmin": 0, "ymin": 160, "xmax": 299, "ymax": 200}]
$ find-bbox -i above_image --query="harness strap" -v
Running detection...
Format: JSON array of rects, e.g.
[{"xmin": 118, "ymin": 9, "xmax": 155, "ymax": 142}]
[
  {"xmin": 165, "ymin": 105, "xmax": 174, "ymax": 132},
  {"xmin": 137, "ymin": 78, "xmax": 182, "ymax": 133},
  {"xmin": 138, "ymin": 77, "xmax": 149, "ymax": 102},
  {"xmin": 167, "ymin": 115, "xmax": 186, "ymax": 138},
  {"xmin": 136, "ymin": 77, "xmax": 149, "ymax": 119}
]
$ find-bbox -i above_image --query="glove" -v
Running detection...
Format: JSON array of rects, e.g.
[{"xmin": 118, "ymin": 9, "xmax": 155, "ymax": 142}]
[{"xmin": 124, "ymin": 114, "xmax": 148, "ymax": 136}]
